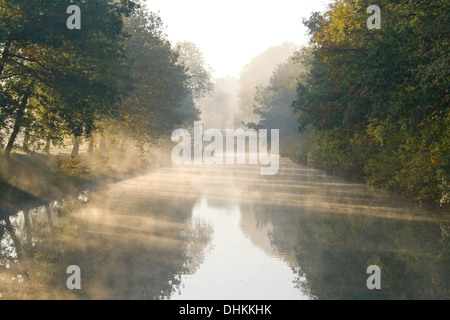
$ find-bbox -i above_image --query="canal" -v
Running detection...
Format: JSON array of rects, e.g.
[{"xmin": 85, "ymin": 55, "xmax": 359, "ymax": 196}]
[{"xmin": 0, "ymin": 159, "xmax": 448, "ymax": 299}]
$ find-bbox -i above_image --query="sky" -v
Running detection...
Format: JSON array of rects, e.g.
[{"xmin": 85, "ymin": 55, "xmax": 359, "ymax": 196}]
[{"xmin": 144, "ymin": 0, "xmax": 329, "ymax": 79}]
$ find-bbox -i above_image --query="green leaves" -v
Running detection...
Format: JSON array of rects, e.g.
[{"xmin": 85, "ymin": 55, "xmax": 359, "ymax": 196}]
[
  {"xmin": 111, "ymin": 7, "xmax": 191, "ymax": 143},
  {"xmin": 295, "ymin": 0, "xmax": 450, "ymax": 205},
  {"xmin": 0, "ymin": 0, "xmax": 140, "ymax": 155}
]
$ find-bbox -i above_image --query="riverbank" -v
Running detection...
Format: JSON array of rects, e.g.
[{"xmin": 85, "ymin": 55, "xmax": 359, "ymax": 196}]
[
  {"xmin": 2, "ymin": 144, "xmax": 448, "ymax": 219},
  {"xmin": 287, "ymin": 153, "xmax": 450, "ymax": 211},
  {"xmin": 0, "ymin": 144, "xmax": 171, "ymax": 219}
]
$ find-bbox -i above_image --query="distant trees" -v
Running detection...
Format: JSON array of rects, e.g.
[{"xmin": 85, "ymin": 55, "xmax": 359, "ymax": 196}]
[
  {"xmin": 198, "ymin": 76, "xmax": 240, "ymax": 130},
  {"xmin": 175, "ymin": 41, "xmax": 214, "ymax": 125},
  {"xmin": 0, "ymin": 1, "xmax": 202, "ymax": 158},
  {"xmin": 293, "ymin": 0, "xmax": 449, "ymax": 205},
  {"xmin": 238, "ymin": 43, "xmax": 298, "ymax": 124},
  {"xmin": 248, "ymin": 49, "xmax": 312, "ymax": 157},
  {"xmin": 0, "ymin": 0, "xmax": 138, "ymax": 157},
  {"xmin": 111, "ymin": 8, "xmax": 188, "ymax": 147}
]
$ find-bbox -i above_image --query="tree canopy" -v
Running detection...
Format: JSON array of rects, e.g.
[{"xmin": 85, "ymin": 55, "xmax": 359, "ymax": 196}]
[
  {"xmin": 0, "ymin": 1, "xmax": 199, "ymax": 157},
  {"xmin": 293, "ymin": 0, "xmax": 449, "ymax": 205}
]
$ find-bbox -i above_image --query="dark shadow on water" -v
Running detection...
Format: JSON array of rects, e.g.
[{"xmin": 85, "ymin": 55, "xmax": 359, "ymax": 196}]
[
  {"xmin": 239, "ymin": 161, "xmax": 449, "ymax": 300},
  {"xmin": 1, "ymin": 160, "xmax": 448, "ymax": 300},
  {"xmin": 0, "ymin": 171, "xmax": 212, "ymax": 300}
]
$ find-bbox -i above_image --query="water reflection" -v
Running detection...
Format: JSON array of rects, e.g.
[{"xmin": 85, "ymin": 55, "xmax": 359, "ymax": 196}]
[
  {"xmin": 0, "ymin": 159, "xmax": 448, "ymax": 300},
  {"xmin": 172, "ymin": 199, "xmax": 309, "ymax": 300},
  {"xmin": 0, "ymin": 167, "xmax": 213, "ymax": 300},
  {"xmin": 241, "ymin": 160, "xmax": 449, "ymax": 300}
]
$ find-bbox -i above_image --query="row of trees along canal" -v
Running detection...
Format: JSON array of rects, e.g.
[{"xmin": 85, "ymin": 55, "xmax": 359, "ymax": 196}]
[
  {"xmin": 0, "ymin": 0, "xmax": 213, "ymax": 159},
  {"xmin": 1, "ymin": 0, "xmax": 448, "ymax": 207},
  {"xmin": 246, "ymin": 0, "xmax": 448, "ymax": 207}
]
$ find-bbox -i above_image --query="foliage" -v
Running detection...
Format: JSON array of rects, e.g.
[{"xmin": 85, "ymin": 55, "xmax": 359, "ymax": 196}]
[
  {"xmin": 0, "ymin": 0, "xmax": 139, "ymax": 157},
  {"xmin": 294, "ymin": 0, "xmax": 449, "ymax": 205},
  {"xmin": 175, "ymin": 41, "xmax": 214, "ymax": 100},
  {"xmin": 108, "ymin": 7, "xmax": 191, "ymax": 146},
  {"xmin": 248, "ymin": 50, "xmax": 309, "ymax": 157},
  {"xmin": 238, "ymin": 43, "xmax": 298, "ymax": 123},
  {"xmin": 175, "ymin": 41, "xmax": 215, "ymax": 125},
  {"xmin": 53, "ymin": 155, "xmax": 90, "ymax": 179},
  {"xmin": 0, "ymin": 1, "xmax": 199, "ymax": 157}
]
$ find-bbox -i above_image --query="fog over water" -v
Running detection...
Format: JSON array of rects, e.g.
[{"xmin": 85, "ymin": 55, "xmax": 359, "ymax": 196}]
[
  {"xmin": 0, "ymin": 0, "xmax": 448, "ymax": 302},
  {"xmin": 1, "ymin": 158, "xmax": 448, "ymax": 299}
]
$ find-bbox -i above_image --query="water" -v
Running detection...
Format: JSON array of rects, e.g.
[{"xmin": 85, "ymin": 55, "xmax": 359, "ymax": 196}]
[
  {"xmin": 0, "ymin": 159, "xmax": 448, "ymax": 300},
  {"xmin": 171, "ymin": 199, "xmax": 309, "ymax": 300}
]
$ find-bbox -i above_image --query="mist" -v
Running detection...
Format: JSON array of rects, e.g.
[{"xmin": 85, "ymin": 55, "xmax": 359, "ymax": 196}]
[
  {"xmin": 198, "ymin": 77, "xmax": 240, "ymax": 130},
  {"xmin": 197, "ymin": 43, "xmax": 298, "ymax": 131},
  {"xmin": 237, "ymin": 43, "xmax": 298, "ymax": 124},
  {"xmin": 1, "ymin": 0, "xmax": 448, "ymax": 302}
]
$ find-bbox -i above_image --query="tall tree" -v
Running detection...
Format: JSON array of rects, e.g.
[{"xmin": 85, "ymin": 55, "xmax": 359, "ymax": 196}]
[
  {"xmin": 249, "ymin": 50, "xmax": 311, "ymax": 156},
  {"xmin": 294, "ymin": 0, "xmax": 449, "ymax": 204},
  {"xmin": 111, "ymin": 7, "xmax": 188, "ymax": 147},
  {"xmin": 175, "ymin": 41, "xmax": 214, "ymax": 125},
  {"xmin": 238, "ymin": 43, "xmax": 298, "ymax": 123},
  {"xmin": 0, "ymin": 0, "xmax": 138, "ymax": 157}
]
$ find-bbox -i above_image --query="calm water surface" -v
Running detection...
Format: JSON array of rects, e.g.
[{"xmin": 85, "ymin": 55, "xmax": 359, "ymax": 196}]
[{"xmin": 0, "ymin": 159, "xmax": 448, "ymax": 299}]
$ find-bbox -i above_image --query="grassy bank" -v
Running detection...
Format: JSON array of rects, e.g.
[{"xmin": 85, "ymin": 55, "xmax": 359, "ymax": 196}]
[{"xmin": 0, "ymin": 146, "xmax": 166, "ymax": 219}]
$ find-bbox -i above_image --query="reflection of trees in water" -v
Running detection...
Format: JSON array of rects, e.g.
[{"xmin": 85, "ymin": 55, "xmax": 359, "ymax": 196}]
[
  {"xmin": 241, "ymin": 199, "xmax": 449, "ymax": 300},
  {"xmin": 0, "ymin": 204, "xmax": 56, "ymax": 298},
  {"xmin": 180, "ymin": 218, "xmax": 214, "ymax": 282},
  {"xmin": 0, "ymin": 186, "xmax": 213, "ymax": 300},
  {"xmin": 205, "ymin": 199, "xmax": 236, "ymax": 211},
  {"xmin": 240, "ymin": 159, "xmax": 449, "ymax": 300}
]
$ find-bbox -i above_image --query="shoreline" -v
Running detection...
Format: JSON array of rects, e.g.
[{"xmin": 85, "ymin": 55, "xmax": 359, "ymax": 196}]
[
  {"xmin": 1, "ymin": 146, "xmax": 448, "ymax": 220},
  {"xmin": 0, "ymin": 146, "xmax": 170, "ymax": 220}
]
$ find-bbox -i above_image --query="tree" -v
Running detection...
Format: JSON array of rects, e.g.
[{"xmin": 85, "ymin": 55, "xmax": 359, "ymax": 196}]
[
  {"xmin": 175, "ymin": 41, "xmax": 214, "ymax": 125},
  {"xmin": 198, "ymin": 76, "xmax": 240, "ymax": 130},
  {"xmin": 110, "ymin": 7, "xmax": 189, "ymax": 147},
  {"xmin": 248, "ymin": 49, "xmax": 312, "ymax": 156},
  {"xmin": 294, "ymin": 0, "xmax": 449, "ymax": 204},
  {"xmin": 0, "ymin": 0, "xmax": 138, "ymax": 157},
  {"xmin": 175, "ymin": 41, "xmax": 214, "ymax": 100},
  {"xmin": 238, "ymin": 43, "xmax": 298, "ymax": 124}
]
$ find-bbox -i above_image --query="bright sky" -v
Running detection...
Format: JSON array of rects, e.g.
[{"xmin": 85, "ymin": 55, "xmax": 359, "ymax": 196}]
[{"xmin": 144, "ymin": 0, "xmax": 329, "ymax": 79}]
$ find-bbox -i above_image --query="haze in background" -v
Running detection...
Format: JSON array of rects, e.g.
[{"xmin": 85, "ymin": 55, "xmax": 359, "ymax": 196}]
[
  {"xmin": 237, "ymin": 43, "xmax": 298, "ymax": 124},
  {"xmin": 199, "ymin": 43, "xmax": 299, "ymax": 129},
  {"xmin": 145, "ymin": 0, "xmax": 328, "ymax": 78},
  {"xmin": 199, "ymin": 77, "xmax": 240, "ymax": 130}
]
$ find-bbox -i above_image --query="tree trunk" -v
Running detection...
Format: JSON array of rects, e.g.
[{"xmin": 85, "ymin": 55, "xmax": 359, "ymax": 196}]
[
  {"xmin": 45, "ymin": 203, "xmax": 53, "ymax": 228},
  {"xmin": 5, "ymin": 217, "xmax": 24, "ymax": 261},
  {"xmin": 120, "ymin": 136, "xmax": 128, "ymax": 151},
  {"xmin": 6, "ymin": 216, "xmax": 31, "ymax": 280},
  {"xmin": 99, "ymin": 134, "xmax": 107, "ymax": 152},
  {"xmin": 23, "ymin": 128, "xmax": 31, "ymax": 153},
  {"xmin": 0, "ymin": 41, "xmax": 10, "ymax": 77},
  {"xmin": 24, "ymin": 210, "xmax": 30, "ymax": 228},
  {"xmin": 87, "ymin": 137, "xmax": 95, "ymax": 156},
  {"xmin": 24, "ymin": 210, "xmax": 32, "ymax": 247},
  {"xmin": 71, "ymin": 137, "xmax": 82, "ymax": 157},
  {"xmin": 5, "ymin": 91, "xmax": 31, "ymax": 158},
  {"xmin": 5, "ymin": 121, "xmax": 22, "ymax": 158},
  {"xmin": 44, "ymin": 138, "xmax": 51, "ymax": 154}
]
